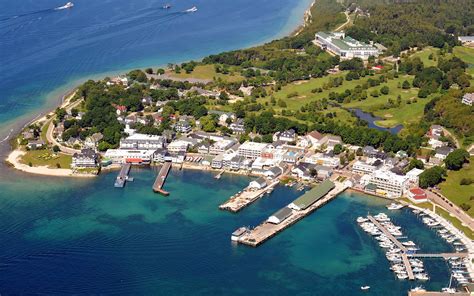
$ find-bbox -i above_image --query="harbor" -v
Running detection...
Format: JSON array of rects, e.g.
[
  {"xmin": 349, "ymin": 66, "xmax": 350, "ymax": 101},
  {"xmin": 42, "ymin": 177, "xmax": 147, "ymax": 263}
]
[
  {"xmin": 114, "ymin": 163, "xmax": 132, "ymax": 188},
  {"xmin": 234, "ymin": 180, "xmax": 348, "ymax": 247},
  {"xmin": 219, "ymin": 179, "xmax": 279, "ymax": 212},
  {"xmin": 152, "ymin": 161, "xmax": 172, "ymax": 196}
]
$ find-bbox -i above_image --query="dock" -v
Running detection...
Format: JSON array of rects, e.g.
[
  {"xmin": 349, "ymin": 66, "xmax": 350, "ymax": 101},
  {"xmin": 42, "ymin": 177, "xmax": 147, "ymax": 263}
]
[
  {"xmin": 236, "ymin": 181, "xmax": 347, "ymax": 247},
  {"xmin": 219, "ymin": 180, "xmax": 279, "ymax": 213},
  {"xmin": 214, "ymin": 170, "xmax": 224, "ymax": 179},
  {"xmin": 152, "ymin": 162, "xmax": 172, "ymax": 196},
  {"xmin": 409, "ymin": 252, "xmax": 469, "ymax": 259},
  {"xmin": 114, "ymin": 163, "xmax": 132, "ymax": 188},
  {"xmin": 367, "ymin": 215, "xmax": 415, "ymax": 280},
  {"xmin": 408, "ymin": 292, "xmax": 470, "ymax": 296}
]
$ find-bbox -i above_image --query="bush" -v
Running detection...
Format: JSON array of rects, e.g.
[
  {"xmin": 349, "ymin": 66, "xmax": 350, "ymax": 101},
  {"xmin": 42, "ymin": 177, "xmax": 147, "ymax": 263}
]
[
  {"xmin": 460, "ymin": 178, "xmax": 473, "ymax": 185},
  {"xmin": 52, "ymin": 145, "xmax": 60, "ymax": 153},
  {"xmin": 460, "ymin": 203, "xmax": 471, "ymax": 212}
]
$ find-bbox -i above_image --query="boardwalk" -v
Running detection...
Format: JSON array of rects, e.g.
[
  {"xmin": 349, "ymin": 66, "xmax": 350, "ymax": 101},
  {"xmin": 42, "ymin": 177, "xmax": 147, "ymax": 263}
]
[
  {"xmin": 114, "ymin": 163, "xmax": 131, "ymax": 188},
  {"xmin": 219, "ymin": 180, "xmax": 279, "ymax": 213},
  {"xmin": 237, "ymin": 182, "xmax": 347, "ymax": 247},
  {"xmin": 367, "ymin": 215, "xmax": 414, "ymax": 280},
  {"xmin": 153, "ymin": 162, "xmax": 172, "ymax": 196},
  {"xmin": 410, "ymin": 253, "xmax": 469, "ymax": 259}
]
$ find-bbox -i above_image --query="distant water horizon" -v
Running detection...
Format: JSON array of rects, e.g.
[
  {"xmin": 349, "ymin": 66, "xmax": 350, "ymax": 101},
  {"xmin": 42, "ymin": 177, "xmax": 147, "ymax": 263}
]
[{"xmin": 0, "ymin": 0, "xmax": 313, "ymax": 144}]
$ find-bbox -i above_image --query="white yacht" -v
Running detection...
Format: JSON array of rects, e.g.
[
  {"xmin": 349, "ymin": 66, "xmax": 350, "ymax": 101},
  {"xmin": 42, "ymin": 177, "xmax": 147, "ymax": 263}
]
[
  {"xmin": 387, "ymin": 203, "xmax": 404, "ymax": 210},
  {"xmin": 402, "ymin": 241, "xmax": 416, "ymax": 247},
  {"xmin": 56, "ymin": 2, "xmax": 74, "ymax": 10},
  {"xmin": 357, "ymin": 217, "xmax": 368, "ymax": 223},
  {"xmin": 185, "ymin": 6, "xmax": 198, "ymax": 13},
  {"xmin": 360, "ymin": 286, "xmax": 370, "ymax": 291}
]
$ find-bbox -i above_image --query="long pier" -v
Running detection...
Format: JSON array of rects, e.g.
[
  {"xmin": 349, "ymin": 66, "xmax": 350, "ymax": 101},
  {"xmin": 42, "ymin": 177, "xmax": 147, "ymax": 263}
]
[
  {"xmin": 237, "ymin": 182, "xmax": 347, "ymax": 247},
  {"xmin": 410, "ymin": 252, "xmax": 469, "ymax": 259},
  {"xmin": 408, "ymin": 292, "xmax": 470, "ymax": 296},
  {"xmin": 219, "ymin": 180, "xmax": 279, "ymax": 213},
  {"xmin": 367, "ymin": 215, "xmax": 415, "ymax": 280},
  {"xmin": 153, "ymin": 162, "xmax": 172, "ymax": 196},
  {"xmin": 114, "ymin": 163, "xmax": 132, "ymax": 188}
]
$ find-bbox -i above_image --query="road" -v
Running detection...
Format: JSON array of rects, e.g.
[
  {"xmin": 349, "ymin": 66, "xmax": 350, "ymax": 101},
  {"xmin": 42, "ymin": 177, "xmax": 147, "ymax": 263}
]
[
  {"xmin": 426, "ymin": 189, "xmax": 474, "ymax": 232},
  {"xmin": 335, "ymin": 11, "xmax": 350, "ymax": 32},
  {"xmin": 441, "ymin": 127, "xmax": 460, "ymax": 148}
]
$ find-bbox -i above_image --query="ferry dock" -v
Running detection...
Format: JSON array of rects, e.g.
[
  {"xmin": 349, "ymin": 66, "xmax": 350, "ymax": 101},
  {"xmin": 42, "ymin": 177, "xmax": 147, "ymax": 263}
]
[
  {"xmin": 114, "ymin": 163, "xmax": 133, "ymax": 188},
  {"xmin": 219, "ymin": 179, "xmax": 279, "ymax": 213},
  {"xmin": 235, "ymin": 180, "xmax": 347, "ymax": 247},
  {"xmin": 152, "ymin": 161, "xmax": 172, "ymax": 196}
]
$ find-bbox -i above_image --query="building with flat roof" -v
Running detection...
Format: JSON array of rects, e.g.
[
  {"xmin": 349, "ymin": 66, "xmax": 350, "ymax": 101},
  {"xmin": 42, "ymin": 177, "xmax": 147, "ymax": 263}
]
[
  {"xmin": 315, "ymin": 32, "xmax": 379, "ymax": 60},
  {"xmin": 238, "ymin": 141, "xmax": 268, "ymax": 159},
  {"xmin": 369, "ymin": 169, "xmax": 409, "ymax": 198},
  {"xmin": 289, "ymin": 180, "xmax": 335, "ymax": 211},
  {"xmin": 120, "ymin": 133, "xmax": 164, "ymax": 150},
  {"xmin": 104, "ymin": 149, "xmax": 155, "ymax": 164}
]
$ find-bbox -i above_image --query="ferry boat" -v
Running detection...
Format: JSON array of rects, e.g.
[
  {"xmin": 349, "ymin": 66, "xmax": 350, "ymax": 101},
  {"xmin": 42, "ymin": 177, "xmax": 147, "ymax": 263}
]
[
  {"xmin": 56, "ymin": 2, "xmax": 74, "ymax": 10},
  {"xmin": 185, "ymin": 6, "xmax": 198, "ymax": 13}
]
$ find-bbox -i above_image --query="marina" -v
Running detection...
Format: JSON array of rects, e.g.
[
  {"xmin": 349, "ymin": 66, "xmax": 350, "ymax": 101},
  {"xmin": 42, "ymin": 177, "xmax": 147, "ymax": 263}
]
[
  {"xmin": 234, "ymin": 180, "xmax": 347, "ymax": 247},
  {"xmin": 152, "ymin": 162, "xmax": 172, "ymax": 196},
  {"xmin": 114, "ymin": 163, "xmax": 132, "ymax": 188}
]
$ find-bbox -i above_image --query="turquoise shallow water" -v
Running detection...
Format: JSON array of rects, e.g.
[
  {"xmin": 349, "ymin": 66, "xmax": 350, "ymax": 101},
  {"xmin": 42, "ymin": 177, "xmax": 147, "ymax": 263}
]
[{"xmin": 0, "ymin": 169, "xmax": 453, "ymax": 294}]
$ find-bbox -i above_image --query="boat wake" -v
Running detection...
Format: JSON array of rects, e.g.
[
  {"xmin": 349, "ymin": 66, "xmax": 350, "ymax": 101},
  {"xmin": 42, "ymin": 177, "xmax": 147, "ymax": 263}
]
[
  {"xmin": 0, "ymin": 129, "xmax": 14, "ymax": 144},
  {"xmin": 0, "ymin": 2, "xmax": 72, "ymax": 22}
]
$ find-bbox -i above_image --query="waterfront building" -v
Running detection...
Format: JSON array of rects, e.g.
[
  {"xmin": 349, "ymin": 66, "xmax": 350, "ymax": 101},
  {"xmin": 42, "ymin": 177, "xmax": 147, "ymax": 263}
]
[
  {"xmin": 267, "ymin": 207, "xmax": 293, "ymax": 224},
  {"xmin": 407, "ymin": 188, "xmax": 428, "ymax": 203},
  {"xmin": 314, "ymin": 32, "xmax": 379, "ymax": 60},
  {"xmin": 72, "ymin": 149, "xmax": 99, "ymax": 168},
  {"xmin": 352, "ymin": 160, "xmax": 380, "ymax": 175},
  {"xmin": 248, "ymin": 177, "xmax": 267, "ymax": 190},
  {"xmin": 289, "ymin": 180, "xmax": 335, "ymax": 211},
  {"xmin": 26, "ymin": 140, "xmax": 45, "ymax": 150},
  {"xmin": 238, "ymin": 141, "xmax": 268, "ymax": 160},
  {"xmin": 104, "ymin": 149, "xmax": 155, "ymax": 164},
  {"xmin": 461, "ymin": 93, "xmax": 473, "ymax": 106},
  {"xmin": 211, "ymin": 154, "xmax": 223, "ymax": 169},
  {"xmin": 292, "ymin": 163, "xmax": 315, "ymax": 180},
  {"xmin": 230, "ymin": 155, "xmax": 245, "ymax": 170},
  {"xmin": 210, "ymin": 139, "xmax": 237, "ymax": 155},
  {"xmin": 314, "ymin": 165, "xmax": 333, "ymax": 180},
  {"xmin": 120, "ymin": 133, "xmax": 164, "ymax": 150},
  {"xmin": 197, "ymin": 142, "xmax": 211, "ymax": 155},
  {"xmin": 263, "ymin": 166, "xmax": 283, "ymax": 179},
  {"xmin": 368, "ymin": 169, "xmax": 409, "ymax": 198}
]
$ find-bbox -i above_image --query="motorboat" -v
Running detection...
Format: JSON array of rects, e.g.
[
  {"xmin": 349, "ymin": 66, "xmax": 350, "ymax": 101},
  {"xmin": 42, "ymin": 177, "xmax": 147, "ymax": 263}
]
[
  {"xmin": 357, "ymin": 217, "xmax": 368, "ymax": 223},
  {"xmin": 410, "ymin": 286, "xmax": 426, "ymax": 292},
  {"xmin": 55, "ymin": 2, "xmax": 74, "ymax": 10},
  {"xmin": 360, "ymin": 286, "xmax": 370, "ymax": 291},
  {"xmin": 185, "ymin": 6, "xmax": 198, "ymax": 13},
  {"xmin": 387, "ymin": 203, "xmax": 404, "ymax": 210},
  {"xmin": 162, "ymin": 4, "xmax": 171, "ymax": 9},
  {"xmin": 402, "ymin": 241, "xmax": 416, "ymax": 247},
  {"xmin": 415, "ymin": 273, "xmax": 429, "ymax": 281}
]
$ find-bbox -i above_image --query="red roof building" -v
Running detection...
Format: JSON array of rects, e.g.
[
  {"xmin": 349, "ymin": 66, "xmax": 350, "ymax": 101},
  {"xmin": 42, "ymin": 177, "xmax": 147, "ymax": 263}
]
[{"xmin": 407, "ymin": 188, "xmax": 427, "ymax": 203}]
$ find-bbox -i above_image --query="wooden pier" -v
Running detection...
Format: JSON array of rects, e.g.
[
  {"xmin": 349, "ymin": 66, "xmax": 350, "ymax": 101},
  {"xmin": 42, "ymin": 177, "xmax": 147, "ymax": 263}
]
[
  {"xmin": 409, "ymin": 252, "xmax": 469, "ymax": 259},
  {"xmin": 237, "ymin": 182, "xmax": 347, "ymax": 247},
  {"xmin": 408, "ymin": 292, "xmax": 470, "ymax": 296},
  {"xmin": 219, "ymin": 180, "xmax": 279, "ymax": 213},
  {"xmin": 367, "ymin": 215, "xmax": 415, "ymax": 280},
  {"xmin": 153, "ymin": 162, "xmax": 172, "ymax": 196},
  {"xmin": 114, "ymin": 163, "xmax": 132, "ymax": 188}
]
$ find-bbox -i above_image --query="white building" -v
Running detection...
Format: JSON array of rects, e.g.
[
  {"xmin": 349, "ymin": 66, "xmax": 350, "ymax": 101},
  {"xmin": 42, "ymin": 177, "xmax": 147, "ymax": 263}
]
[
  {"xmin": 406, "ymin": 168, "xmax": 424, "ymax": 187},
  {"xmin": 352, "ymin": 160, "xmax": 379, "ymax": 175},
  {"xmin": 462, "ymin": 93, "xmax": 473, "ymax": 106},
  {"xmin": 167, "ymin": 140, "xmax": 190, "ymax": 153},
  {"xmin": 248, "ymin": 177, "xmax": 267, "ymax": 190},
  {"xmin": 273, "ymin": 129, "xmax": 296, "ymax": 142},
  {"xmin": 314, "ymin": 32, "xmax": 379, "ymax": 60},
  {"xmin": 369, "ymin": 169, "xmax": 409, "ymax": 198},
  {"xmin": 104, "ymin": 149, "xmax": 155, "ymax": 164},
  {"xmin": 305, "ymin": 152, "xmax": 340, "ymax": 168},
  {"xmin": 72, "ymin": 149, "xmax": 99, "ymax": 168},
  {"xmin": 209, "ymin": 139, "xmax": 237, "ymax": 155},
  {"xmin": 238, "ymin": 141, "xmax": 268, "ymax": 160},
  {"xmin": 120, "ymin": 133, "xmax": 164, "ymax": 150}
]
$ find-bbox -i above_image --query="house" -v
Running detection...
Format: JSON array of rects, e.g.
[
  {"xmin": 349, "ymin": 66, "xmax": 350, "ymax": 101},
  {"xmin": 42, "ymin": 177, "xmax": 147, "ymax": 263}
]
[
  {"xmin": 306, "ymin": 131, "xmax": 324, "ymax": 147},
  {"xmin": 175, "ymin": 121, "xmax": 192, "ymax": 133},
  {"xmin": 434, "ymin": 146, "xmax": 454, "ymax": 160},
  {"xmin": 72, "ymin": 149, "xmax": 99, "ymax": 168},
  {"xmin": 428, "ymin": 125, "xmax": 443, "ymax": 139},
  {"xmin": 114, "ymin": 105, "xmax": 127, "ymax": 116},
  {"xmin": 314, "ymin": 165, "xmax": 333, "ymax": 180},
  {"xmin": 263, "ymin": 166, "xmax": 283, "ymax": 179},
  {"xmin": 292, "ymin": 163, "xmax": 315, "ymax": 180},
  {"xmin": 458, "ymin": 36, "xmax": 474, "ymax": 45},
  {"xmin": 27, "ymin": 140, "xmax": 45, "ymax": 150},
  {"xmin": 407, "ymin": 188, "xmax": 428, "ymax": 203},
  {"xmin": 201, "ymin": 155, "xmax": 214, "ymax": 166},
  {"xmin": 267, "ymin": 207, "xmax": 293, "ymax": 224},
  {"xmin": 208, "ymin": 110, "xmax": 236, "ymax": 125},
  {"xmin": 167, "ymin": 137, "xmax": 197, "ymax": 153},
  {"xmin": 461, "ymin": 93, "xmax": 473, "ymax": 106},
  {"xmin": 314, "ymin": 32, "xmax": 379, "ymax": 60},
  {"xmin": 239, "ymin": 85, "xmax": 254, "ymax": 96},
  {"xmin": 319, "ymin": 135, "xmax": 342, "ymax": 150},
  {"xmin": 84, "ymin": 133, "xmax": 103, "ymax": 149},
  {"xmin": 197, "ymin": 142, "xmax": 211, "ymax": 154},
  {"xmin": 141, "ymin": 96, "xmax": 153, "ymax": 105},
  {"xmin": 273, "ymin": 129, "xmax": 296, "ymax": 143},
  {"xmin": 362, "ymin": 146, "xmax": 378, "ymax": 158},
  {"xmin": 170, "ymin": 151, "xmax": 186, "ymax": 164},
  {"xmin": 230, "ymin": 155, "xmax": 245, "ymax": 170},
  {"xmin": 248, "ymin": 177, "xmax": 267, "ymax": 190},
  {"xmin": 153, "ymin": 148, "xmax": 169, "ymax": 163},
  {"xmin": 210, "ymin": 139, "xmax": 237, "ymax": 155},
  {"xmin": 21, "ymin": 130, "xmax": 34, "ymax": 140},
  {"xmin": 229, "ymin": 119, "xmax": 245, "ymax": 134}
]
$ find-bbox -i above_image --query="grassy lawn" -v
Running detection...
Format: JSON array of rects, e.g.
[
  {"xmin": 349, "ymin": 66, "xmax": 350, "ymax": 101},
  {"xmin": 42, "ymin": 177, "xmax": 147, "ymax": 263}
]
[
  {"xmin": 435, "ymin": 206, "xmax": 474, "ymax": 240},
  {"xmin": 169, "ymin": 65, "xmax": 244, "ymax": 82},
  {"xmin": 20, "ymin": 150, "xmax": 72, "ymax": 169},
  {"xmin": 439, "ymin": 158, "xmax": 474, "ymax": 217},
  {"xmin": 453, "ymin": 46, "xmax": 474, "ymax": 76},
  {"xmin": 410, "ymin": 47, "xmax": 439, "ymax": 67}
]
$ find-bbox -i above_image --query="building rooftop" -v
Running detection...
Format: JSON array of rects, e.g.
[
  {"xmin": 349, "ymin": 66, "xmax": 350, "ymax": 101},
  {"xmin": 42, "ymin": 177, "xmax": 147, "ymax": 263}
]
[
  {"xmin": 239, "ymin": 141, "xmax": 268, "ymax": 151},
  {"xmin": 291, "ymin": 180, "xmax": 335, "ymax": 210}
]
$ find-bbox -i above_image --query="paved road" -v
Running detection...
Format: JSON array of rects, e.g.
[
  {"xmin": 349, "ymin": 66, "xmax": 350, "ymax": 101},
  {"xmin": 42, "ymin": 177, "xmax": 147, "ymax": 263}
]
[
  {"xmin": 427, "ymin": 189, "xmax": 474, "ymax": 232},
  {"xmin": 46, "ymin": 121, "xmax": 81, "ymax": 155},
  {"xmin": 441, "ymin": 127, "xmax": 460, "ymax": 148}
]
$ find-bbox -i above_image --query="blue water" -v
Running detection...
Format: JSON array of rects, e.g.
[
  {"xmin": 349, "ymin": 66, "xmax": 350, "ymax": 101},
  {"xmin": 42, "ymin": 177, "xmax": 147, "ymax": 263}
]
[
  {"xmin": 0, "ymin": 169, "xmax": 454, "ymax": 294},
  {"xmin": 351, "ymin": 108, "xmax": 403, "ymax": 135},
  {"xmin": 0, "ymin": 0, "xmax": 312, "ymax": 136}
]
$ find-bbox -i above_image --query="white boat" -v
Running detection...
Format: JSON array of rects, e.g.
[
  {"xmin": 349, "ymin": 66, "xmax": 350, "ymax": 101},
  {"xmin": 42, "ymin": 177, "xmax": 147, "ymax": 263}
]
[
  {"xmin": 410, "ymin": 286, "xmax": 426, "ymax": 292},
  {"xmin": 441, "ymin": 288, "xmax": 456, "ymax": 293},
  {"xmin": 162, "ymin": 4, "xmax": 171, "ymax": 9},
  {"xmin": 357, "ymin": 217, "xmax": 368, "ymax": 223},
  {"xmin": 397, "ymin": 273, "xmax": 408, "ymax": 280},
  {"xmin": 415, "ymin": 273, "xmax": 429, "ymax": 281},
  {"xmin": 387, "ymin": 203, "xmax": 404, "ymax": 210},
  {"xmin": 185, "ymin": 6, "xmax": 198, "ymax": 13},
  {"xmin": 55, "ymin": 2, "xmax": 74, "ymax": 10},
  {"xmin": 231, "ymin": 227, "xmax": 248, "ymax": 241},
  {"xmin": 402, "ymin": 241, "xmax": 416, "ymax": 247},
  {"xmin": 360, "ymin": 286, "xmax": 370, "ymax": 291}
]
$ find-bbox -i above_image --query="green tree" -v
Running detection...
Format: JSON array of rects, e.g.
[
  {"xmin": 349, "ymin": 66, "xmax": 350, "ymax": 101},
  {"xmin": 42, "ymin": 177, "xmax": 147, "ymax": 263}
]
[
  {"xmin": 419, "ymin": 166, "xmax": 446, "ymax": 188},
  {"xmin": 444, "ymin": 149, "xmax": 469, "ymax": 170},
  {"xmin": 380, "ymin": 86, "xmax": 390, "ymax": 95},
  {"xmin": 52, "ymin": 145, "xmax": 60, "ymax": 153},
  {"xmin": 333, "ymin": 144, "xmax": 343, "ymax": 154}
]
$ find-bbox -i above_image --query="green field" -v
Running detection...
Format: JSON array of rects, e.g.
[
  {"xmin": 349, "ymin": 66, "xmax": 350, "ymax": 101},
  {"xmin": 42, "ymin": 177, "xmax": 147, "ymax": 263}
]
[
  {"xmin": 453, "ymin": 46, "xmax": 474, "ymax": 75},
  {"xmin": 20, "ymin": 150, "xmax": 72, "ymax": 169},
  {"xmin": 169, "ymin": 64, "xmax": 244, "ymax": 82},
  {"xmin": 410, "ymin": 47, "xmax": 439, "ymax": 67},
  {"xmin": 439, "ymin": 158, "xmax": 474, "ymax": 217}
]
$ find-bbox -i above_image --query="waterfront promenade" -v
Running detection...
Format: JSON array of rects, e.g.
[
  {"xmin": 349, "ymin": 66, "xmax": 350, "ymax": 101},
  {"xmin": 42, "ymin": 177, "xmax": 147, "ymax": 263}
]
[
  {"xmin": 153, "ymin": 162, "xmax": 172, "ymax": 196},
  {"xmin": 237, "ymin": 181, "xmax": 347, "ymax": 247}
]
